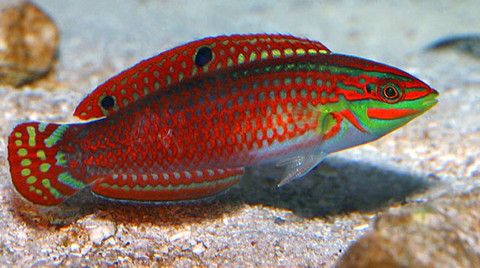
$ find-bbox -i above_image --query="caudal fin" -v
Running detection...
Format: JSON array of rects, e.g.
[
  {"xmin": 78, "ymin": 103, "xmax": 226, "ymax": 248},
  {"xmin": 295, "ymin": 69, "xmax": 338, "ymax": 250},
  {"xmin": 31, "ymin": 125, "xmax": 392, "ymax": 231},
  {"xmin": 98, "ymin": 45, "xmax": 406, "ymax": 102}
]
[{"xmin": 7, "ymin": 122, "xmax": 85, "ymax": 206}]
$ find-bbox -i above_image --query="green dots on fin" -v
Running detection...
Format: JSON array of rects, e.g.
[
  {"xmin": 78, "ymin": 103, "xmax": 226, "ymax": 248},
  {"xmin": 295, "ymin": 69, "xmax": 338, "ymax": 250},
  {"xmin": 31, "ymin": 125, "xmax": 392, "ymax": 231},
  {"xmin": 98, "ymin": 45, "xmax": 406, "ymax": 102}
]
[
  {"xmin": 307, "ymin": 49, "xmax": 318, "ymax": 55},
  {"xmin": 227, "ymin": 57, "xmax": 234, "ymax": 67},
  {"xmin": 15, "ymin": 140, "xmax": 22, "ymax": 146},
  {"xmin": 17, "ymin": 148, "xmax": 27, "ymax": 157},
  {"xmin": 20, "ymin": 159, "xmax": 31, "ymax": 166},
  {"xmin": 41, "ymin": 179, "xmax": 63, "ymax": 199},
  {"xmin": 26, "ymin": 176, "xmax": 37, "ymax": 184},
  {"xmin": 21, "ymin": 168, "xmax": 31, "ymax": 177},
  {"xmin": 39, "ymin": 163, "xmax": 51, "ymax": 172},
  {"xmin": 14, "ymin": 132, "xmax": 22, "ymax": 138},
  {"xmin": 271, "ymin": 49, "xmax": 281, "ymax": 58},
  {"xmin": 26, "ymin": 126, "xmax": 36, "ymax": 147},
  {"xmin": 249, "ymin": 52, "xmax": 257, "ymax": 62},
  {"xmin": 261, "ymin": 50, "xmax": 269, "ymax": 59},
  {"xmin": 37, "ymin": 150, "xmax": 46, "ymax": 161},
  {"xmin": 237, "ymin": 53, "xmax": 245, "ymax": 64},
  {"xmin": 38, "ymin": 123, "xmax": 47, "ymax": 132},
  {"xmin": 284, "ymin": 48, "xmax": 294, "ymax": 57},
  {"xmin": 296, "ymin": 48, "xmax": 306, "ymax": 55}
]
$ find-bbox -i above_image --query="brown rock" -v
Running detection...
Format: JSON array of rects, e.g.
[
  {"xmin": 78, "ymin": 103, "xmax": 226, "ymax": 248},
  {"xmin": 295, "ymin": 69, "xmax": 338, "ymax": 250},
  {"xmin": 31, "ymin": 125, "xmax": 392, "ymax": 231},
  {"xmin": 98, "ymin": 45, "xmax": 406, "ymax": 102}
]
[
  {"xmin": 337, "ymin": 188, "xmax": 480, "ymax": 268},
  {"xmin": 0, "ymin": 0, "xmax": 59, "ymax": 87}
]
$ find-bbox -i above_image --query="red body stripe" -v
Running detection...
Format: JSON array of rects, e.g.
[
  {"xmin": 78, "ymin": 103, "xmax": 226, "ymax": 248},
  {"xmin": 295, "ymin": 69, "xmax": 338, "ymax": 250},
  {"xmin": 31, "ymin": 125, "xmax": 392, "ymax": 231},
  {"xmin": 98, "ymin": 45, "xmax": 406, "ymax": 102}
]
[
  {"xmin": 367, "ymin": 108, "xmax": 419, "ymax": 120},
  {"xmin": 340, "ymin": 110, "xmax": 367, "ymax": 132}
]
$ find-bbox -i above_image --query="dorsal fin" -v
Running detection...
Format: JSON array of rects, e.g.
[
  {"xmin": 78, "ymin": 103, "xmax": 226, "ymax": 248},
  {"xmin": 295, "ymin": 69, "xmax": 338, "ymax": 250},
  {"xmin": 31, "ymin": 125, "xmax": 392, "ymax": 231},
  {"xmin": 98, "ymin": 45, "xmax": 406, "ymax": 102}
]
[{"xmin": 73, "ymin": 33, "xmax": 331, "ymax": 120}]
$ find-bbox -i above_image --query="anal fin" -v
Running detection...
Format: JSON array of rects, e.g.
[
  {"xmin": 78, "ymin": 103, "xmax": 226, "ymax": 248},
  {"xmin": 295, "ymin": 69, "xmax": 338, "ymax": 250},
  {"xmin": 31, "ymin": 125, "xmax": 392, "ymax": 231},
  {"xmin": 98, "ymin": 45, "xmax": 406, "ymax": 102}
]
[
  {"xmin": 91, "ymin": 167, "xmax": 244, "ymax": 202},
  {"xmin": 276, "ymin": 151, "xmax": 327, "ymax": 187}
]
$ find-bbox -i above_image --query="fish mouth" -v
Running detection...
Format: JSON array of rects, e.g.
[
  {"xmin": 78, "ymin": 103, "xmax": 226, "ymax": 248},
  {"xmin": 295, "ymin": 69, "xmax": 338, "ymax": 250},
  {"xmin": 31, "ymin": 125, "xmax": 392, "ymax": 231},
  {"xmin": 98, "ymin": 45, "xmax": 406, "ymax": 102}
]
[{"xmin": 420, "ymin": 90, "xmax": 439, "ymax": 110}]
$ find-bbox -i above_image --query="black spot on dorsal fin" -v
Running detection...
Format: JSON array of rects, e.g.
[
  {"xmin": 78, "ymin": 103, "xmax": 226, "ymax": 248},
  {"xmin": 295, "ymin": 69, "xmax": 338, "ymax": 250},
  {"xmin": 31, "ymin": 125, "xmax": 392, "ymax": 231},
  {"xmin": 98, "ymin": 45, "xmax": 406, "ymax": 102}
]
[{"xmin": 195, "ymin": 46, "xmax": 213, "ymax": 67}]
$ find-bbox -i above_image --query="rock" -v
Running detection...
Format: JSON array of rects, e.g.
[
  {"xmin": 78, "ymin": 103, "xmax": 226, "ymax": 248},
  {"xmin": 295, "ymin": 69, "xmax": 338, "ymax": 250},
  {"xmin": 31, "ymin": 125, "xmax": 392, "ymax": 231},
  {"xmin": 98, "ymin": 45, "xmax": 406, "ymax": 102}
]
[
  {"xmin": 0, "ymin": 0, "xmax": 59, "ymax": 87},
  {"xmin": 337, "ymin": 187, "xmax": 480, "ymax": 268},
  {"xmin": 81, "ymin": 216, "xmax": 116, "ymax": 246},
  {"xmin": 192, "ymin": 242, "xmax": 206, "ymax": 255}
]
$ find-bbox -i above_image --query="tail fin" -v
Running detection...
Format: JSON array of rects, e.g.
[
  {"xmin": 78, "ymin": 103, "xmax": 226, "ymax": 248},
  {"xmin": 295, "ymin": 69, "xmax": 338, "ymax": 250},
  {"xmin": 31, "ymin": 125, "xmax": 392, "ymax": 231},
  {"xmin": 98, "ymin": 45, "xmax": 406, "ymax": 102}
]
[{"xmin": 7, "ymin": 122, "xmax": 85, "ymax": 206}]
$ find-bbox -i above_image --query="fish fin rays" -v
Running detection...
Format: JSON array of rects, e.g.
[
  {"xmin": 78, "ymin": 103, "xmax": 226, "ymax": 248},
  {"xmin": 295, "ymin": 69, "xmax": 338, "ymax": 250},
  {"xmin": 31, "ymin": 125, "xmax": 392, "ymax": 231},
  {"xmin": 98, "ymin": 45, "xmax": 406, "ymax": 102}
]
[
  {"xmin": 276, "ymin": 151, "xmax": 327, "ymax": 187},
  {"xmin": 91, "ymin": 167, "xmax": 244, "ymax": 202},
  {"xmin": 7, "ymin": 122, "xmax": 90, "ymax": 206}
]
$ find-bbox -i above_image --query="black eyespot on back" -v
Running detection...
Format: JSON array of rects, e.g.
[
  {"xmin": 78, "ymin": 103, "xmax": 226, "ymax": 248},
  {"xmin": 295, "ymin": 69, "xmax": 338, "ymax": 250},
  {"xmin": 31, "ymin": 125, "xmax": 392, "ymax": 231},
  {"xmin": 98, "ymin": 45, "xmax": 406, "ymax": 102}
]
[
  {"xmin": 195, "ymin": 46, "xmax": 213, "ymax": 67},
  {"xmin": 101, "ymin": 95, "xmax": 115, "ymax": 110}
]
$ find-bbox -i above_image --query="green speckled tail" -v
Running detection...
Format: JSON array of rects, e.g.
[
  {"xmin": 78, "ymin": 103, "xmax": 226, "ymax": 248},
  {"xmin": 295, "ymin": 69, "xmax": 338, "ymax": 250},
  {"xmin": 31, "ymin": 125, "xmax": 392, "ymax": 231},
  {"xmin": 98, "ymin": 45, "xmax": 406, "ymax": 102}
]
[{"xmin": 7, "ymin": 122, "xmax": 86, "ymax": 206}]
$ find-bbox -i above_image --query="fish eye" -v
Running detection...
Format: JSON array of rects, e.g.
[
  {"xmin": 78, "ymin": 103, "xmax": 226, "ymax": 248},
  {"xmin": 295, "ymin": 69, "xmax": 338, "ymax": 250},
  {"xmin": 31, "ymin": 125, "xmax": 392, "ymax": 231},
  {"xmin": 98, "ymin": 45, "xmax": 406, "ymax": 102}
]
[
  {"xmin": 380, "ymin": 83, "xmax": 401, "ymax": 103},
  {"xmin": 195, "ymin": 46, "xmax": 213, "ymax": 67},
  {"xmin": 100, "ymin": 95, "xmax": 115, "ymax": 110}
]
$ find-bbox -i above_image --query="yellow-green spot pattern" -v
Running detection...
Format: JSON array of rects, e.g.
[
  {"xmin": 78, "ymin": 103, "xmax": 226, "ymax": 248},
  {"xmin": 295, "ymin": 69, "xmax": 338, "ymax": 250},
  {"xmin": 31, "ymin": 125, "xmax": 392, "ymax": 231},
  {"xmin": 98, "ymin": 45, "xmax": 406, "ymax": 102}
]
[
  {"xmin": 20, "ymin": 159, "xmax": 31, "ymax": 166},
  {"xmin": 261, "ymin": 50, "xmax": 269, "ymax": 59},
  {"xmin": 272, "ymin": 49, "xmax": 281, "ymax": 58},
  {"xmin": 17, "ymin": 148, "xmax": 27, "ymax": 157},
  {"xmin": 14, "ymin": 132, "xmax": 22, "ymax": 138},
  {"xmin": 15, "ymin": 140, "xmax": 22, "ymax": 146},
  {"xmin": 296, "ymin": 48, "xmax": 306, "ymax": 55},
  {"xmin": 249, "ymin": 52, "xmax": 257, "ymax": 62},
  {"xmin": 37, "ymin": 150, "xmax": 46, "ymax": 161},
  {"xmin": 26, "ymin": 126, "xmax": 36, "ymax": 147},
  {"xmin": 227, "ymin": 58, "xmax": 234, "ymax": 67},
  {"xmin": 38, "ymin": 123, "xmax": 47, "ymax": 132},
  {"xmin": 98, "ymin": 174, "xmax": 240, "ymax": 192},
  {"xmin": 26, "ymin": 176, "xmax": 37, "ymax": 184},
  {"xmin": 238, "ymin": 53, "xmax": 245, "ymax": 64},
  {"xmin": 40, "ymin": 163, "xmax": 51, "ymax": 172},
  {"xmin": 41, "ymin": 179, "xmax": 63, "ymax": 199},
  {"xmin": 21, "ymin": 168, "xmax": 31, "ymax": 177},
  {"xmin": 284, "ymin": 48, "xmax": 294, "ymax": 57}
]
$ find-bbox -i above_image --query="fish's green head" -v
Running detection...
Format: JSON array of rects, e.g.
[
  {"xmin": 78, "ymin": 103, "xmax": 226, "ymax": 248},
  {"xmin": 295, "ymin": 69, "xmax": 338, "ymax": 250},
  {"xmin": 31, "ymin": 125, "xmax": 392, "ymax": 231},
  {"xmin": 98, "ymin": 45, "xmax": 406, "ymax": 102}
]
[
  {"xmin": 330, "ymin": 54, "xmax": 439, "ymax": 141},
  {"xmin": 318, "ymin": 54, "xmax": 438, "ymax": 152}
]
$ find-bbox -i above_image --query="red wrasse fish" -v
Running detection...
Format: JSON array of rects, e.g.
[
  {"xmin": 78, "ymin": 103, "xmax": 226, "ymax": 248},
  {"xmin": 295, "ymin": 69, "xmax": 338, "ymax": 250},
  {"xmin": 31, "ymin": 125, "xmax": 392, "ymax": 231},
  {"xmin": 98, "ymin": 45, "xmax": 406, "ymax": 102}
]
[{"xmin": 7, "ymin": 34, "xmax": 438, "ymax": 206}]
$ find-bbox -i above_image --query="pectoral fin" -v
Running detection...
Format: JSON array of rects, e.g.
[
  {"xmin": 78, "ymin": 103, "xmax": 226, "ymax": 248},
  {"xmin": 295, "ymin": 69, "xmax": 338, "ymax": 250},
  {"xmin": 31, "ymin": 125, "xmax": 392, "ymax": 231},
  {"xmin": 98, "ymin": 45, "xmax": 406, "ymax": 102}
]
[{"xmin": 276, "ymin": 151, "xmax": 327, "ymax": 186}]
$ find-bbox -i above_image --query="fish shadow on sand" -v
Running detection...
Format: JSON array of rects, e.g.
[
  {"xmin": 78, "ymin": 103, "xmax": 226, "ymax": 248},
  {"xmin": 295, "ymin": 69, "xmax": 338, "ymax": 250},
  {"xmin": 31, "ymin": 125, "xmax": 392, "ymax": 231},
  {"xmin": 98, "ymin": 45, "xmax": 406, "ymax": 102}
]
[
  {"xmin": 10, "ymin": 156, "xmax": 432, "ymax": 226},
  {"xmin": 224, "ymin": 156, "xmax": 433, "ymax": 218}
]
